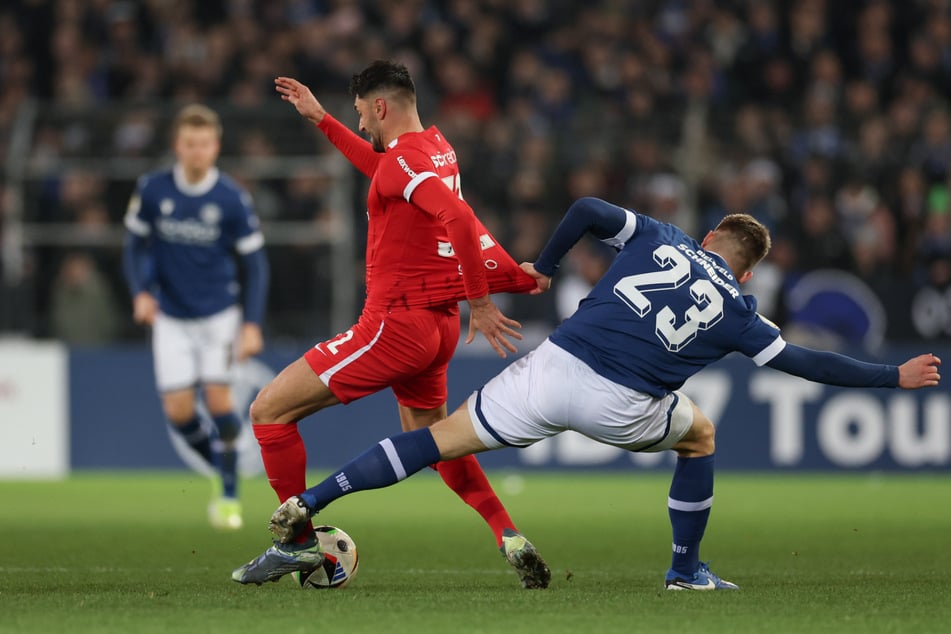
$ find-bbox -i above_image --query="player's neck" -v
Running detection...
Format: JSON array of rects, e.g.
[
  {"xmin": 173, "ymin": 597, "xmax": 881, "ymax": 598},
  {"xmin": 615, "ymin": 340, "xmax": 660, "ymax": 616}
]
[
  {"xmin": 383, "ymin": 112, "xmax": 425, "ymax": 147},
  {"xmin": 703, "ymin": 246, "xmax": 738, "ymax": 277},
  {"xmin": 182, "ymin": 166, "xmax": 211, "ymax": 184}
]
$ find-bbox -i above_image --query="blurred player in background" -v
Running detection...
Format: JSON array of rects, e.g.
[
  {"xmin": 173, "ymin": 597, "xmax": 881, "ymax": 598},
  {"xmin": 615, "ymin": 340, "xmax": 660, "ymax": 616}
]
[
  {"xmin": 123, "ymin": 104, "xmax": 269, "ymax": 530},
  {"xmin": 231, "ymin": 61, "xmax": 549, "ymax": 588},
  {"xmin": 258, "ymin": 196, "xmax": 941, "ymax": 590}
]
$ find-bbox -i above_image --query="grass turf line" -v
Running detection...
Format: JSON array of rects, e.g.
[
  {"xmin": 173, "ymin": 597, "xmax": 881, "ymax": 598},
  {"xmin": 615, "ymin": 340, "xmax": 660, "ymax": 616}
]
[{"xmin": 1, "ymin": 471, "xmax": 949, "ymax": 634}]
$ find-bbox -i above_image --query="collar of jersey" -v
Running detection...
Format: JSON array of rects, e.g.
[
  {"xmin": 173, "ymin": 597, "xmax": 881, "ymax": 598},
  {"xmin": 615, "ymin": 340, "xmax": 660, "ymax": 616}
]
[
  {"xmin": 173, "ymin": 164, "xmax": 220, "ymax": 197},
  {"xmin": 387, "ymin": 126, "xmax": 433, "ymax": 149},
  {"xmin": 699, "ymin": 247, "xmax": 735, "ymax": 282}
]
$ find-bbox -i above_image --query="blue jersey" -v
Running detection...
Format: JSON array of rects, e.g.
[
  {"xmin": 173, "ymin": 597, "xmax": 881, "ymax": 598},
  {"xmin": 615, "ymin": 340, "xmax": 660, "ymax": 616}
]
[
  {"xmin": 549, "ymin": 212, "xmax": 783, "ymax": 397},
  {"xmin": 123, "ymin": 165, "xmax": 265, "ymax": 320}
]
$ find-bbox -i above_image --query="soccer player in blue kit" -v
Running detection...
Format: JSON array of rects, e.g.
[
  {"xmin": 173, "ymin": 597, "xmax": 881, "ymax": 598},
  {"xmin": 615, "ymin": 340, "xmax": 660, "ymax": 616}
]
[
  {"xmin": 255, "ymin": 196, "xmax": 940, "ymax": 590},
  {"xmin": 123, "ymin": 104, "xmax": 269, "ymax": 530}
]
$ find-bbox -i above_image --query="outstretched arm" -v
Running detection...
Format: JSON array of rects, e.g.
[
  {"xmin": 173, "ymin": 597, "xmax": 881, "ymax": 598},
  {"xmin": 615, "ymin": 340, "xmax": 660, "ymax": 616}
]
[
  {"xmin": 533, "ymin": 196, "xmax": 633, "ymax": 277},
  {"xmin": 765, "ymin": 343, "xmax": 941, "ymax": 389},
  {"xmin": 274, "ymin": 76, "xmax": 380, "ymax": 177}
]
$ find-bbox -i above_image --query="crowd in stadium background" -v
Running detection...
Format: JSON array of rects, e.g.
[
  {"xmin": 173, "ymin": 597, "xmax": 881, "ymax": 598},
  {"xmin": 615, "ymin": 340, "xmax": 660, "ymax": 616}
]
[{"xmin": 2, "ymin": 0, "xmax": 951, "ymax": 347}]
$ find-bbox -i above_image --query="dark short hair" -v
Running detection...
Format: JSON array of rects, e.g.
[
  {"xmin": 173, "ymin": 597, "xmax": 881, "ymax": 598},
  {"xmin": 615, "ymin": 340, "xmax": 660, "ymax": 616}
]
[
  {"xmin": 349, "ymin": 60, "xmax": 416, "ymax": 101},
  {"xmin": 714, "ymin": 213, "xmax": 772, "ymax": 272}
]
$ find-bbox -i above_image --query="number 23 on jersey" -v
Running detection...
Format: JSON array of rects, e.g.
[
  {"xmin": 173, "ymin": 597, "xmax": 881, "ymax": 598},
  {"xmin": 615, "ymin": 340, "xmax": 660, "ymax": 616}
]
[{"xmin": 613, "ymin": 245, "xmax": 724, "ymax": 352}]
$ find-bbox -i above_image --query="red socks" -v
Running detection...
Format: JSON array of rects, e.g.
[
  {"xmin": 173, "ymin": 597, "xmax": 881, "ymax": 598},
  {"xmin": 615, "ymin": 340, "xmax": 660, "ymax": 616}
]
[
  {"xmin": 435, "ymin": 454, "xmax": 515, "ymax": 547},
  {"xmin": 252, "ymin": 422, "xmax": 314, "ymax": 544},
  {"xmin": 254, "ymin": 424, "xmax": 515, "ymax": 547}
]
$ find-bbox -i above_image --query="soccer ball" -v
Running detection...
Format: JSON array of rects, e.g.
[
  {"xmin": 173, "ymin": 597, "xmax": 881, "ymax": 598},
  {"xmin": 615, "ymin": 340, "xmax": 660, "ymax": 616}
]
[{"xmin": 294, "ymin": 525, "xmax": 359, "ymax": 589}]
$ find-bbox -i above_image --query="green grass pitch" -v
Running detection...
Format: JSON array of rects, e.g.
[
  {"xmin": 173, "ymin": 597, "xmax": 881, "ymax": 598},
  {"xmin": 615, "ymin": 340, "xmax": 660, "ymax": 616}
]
[{"xmin": 2, "ymin": 471, "xmax": 949, "ymax": 634}]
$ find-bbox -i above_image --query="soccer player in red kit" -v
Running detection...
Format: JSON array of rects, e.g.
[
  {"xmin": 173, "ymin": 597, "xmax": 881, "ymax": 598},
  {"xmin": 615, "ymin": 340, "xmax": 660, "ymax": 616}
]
[{"xmin": 232, "ymin": 61, "xmax": 550, "ymax": 588}]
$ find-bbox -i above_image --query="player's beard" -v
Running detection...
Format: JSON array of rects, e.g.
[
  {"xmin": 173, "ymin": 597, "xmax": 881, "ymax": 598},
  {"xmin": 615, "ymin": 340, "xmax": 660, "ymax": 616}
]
[{"xmin": 370, "ymin": 133, "xmax": 385, "ymax": 153}]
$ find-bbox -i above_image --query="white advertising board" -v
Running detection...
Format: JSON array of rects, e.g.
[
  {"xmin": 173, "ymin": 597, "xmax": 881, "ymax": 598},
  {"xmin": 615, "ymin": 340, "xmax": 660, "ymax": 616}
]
[{"xmin": 0, "ymin": 340, "xmax": 68, "ymax": 478}]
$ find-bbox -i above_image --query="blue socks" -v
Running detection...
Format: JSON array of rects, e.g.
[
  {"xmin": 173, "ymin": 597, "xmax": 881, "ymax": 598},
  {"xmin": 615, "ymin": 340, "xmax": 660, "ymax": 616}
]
[
  {"xmin": 668, "ymin": 454, "xmax": 715, "ymax": 578},
  {"xmin": 299, "ymin": 428, "xmax": 440, "ymax": 513},
  {"xmin": 174, "ymin": 416, "xmax": 213, "ymax": 465},
  {"xmin": 212, "ymin": 412, "xmax": 242, "ymax": 499},
  {"xmin": 173, "ymin": 413, "xmax": 243, "ymax": 499}
]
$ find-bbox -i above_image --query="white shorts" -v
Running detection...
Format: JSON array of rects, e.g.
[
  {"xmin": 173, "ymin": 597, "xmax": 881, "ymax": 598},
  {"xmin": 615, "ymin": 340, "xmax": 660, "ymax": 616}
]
[
  {"xmin": 467, "ymin": 339, "xmax": 694, "ymax": 452},
  {"xmin": 152, "ymin": 305, "xmax": 240, "ymax": 392}
]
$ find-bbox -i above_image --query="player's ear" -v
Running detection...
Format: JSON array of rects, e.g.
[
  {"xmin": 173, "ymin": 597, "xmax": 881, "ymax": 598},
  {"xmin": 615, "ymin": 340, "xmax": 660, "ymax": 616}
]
[
  {"xmin": 374, "ymin": 97, "xmax": 387, "ymax": 120},
  {"xmin": 737, "ymin": 270, "xmax": 753, "ymax": 284},
  {"xmin": 700, "ymin": 231, "xmax": 715, "ymax": 248}
]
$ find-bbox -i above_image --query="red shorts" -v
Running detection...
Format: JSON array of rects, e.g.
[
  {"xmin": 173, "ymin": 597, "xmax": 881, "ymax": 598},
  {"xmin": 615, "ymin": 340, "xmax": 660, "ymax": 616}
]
[{"xmin": 303, "ymin": 307, "xmax": 460, "ymax": 409}]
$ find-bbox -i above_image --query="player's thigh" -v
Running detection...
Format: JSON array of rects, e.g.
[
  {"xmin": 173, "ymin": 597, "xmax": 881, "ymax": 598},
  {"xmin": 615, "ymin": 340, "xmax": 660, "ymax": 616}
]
[
  {"xmin": 398, "ymin": 403, "xmax": 449, "ymax": 432},
  {"xmin": 464, "ymin": 344, "xmax": 560, "ymax": 450},
  {"xmin": 152, "ymin": 312, "xmax": 199, "ymax": 392},
  {"xmin": 390, "ymin": 309, "xmax": 459, "ymax": 411},
  {"xmin": 471, "ymin": 340, "xmax": 692, "ymax": 453},
  {"xmin": 527, "ymin": 342, "xmax": 694, "ymax": 453},
  {"xmin": 203, "ymin": 383, "xmax": 233, "ymax": 416},
  {"xmin": 670, "ymin": 400, "xmax": 715, "ymax": 458},
  {"xmin": 429, "ymin": 403, "xmax": 491, "ymax": 461},
  {"xmin": 307, "ymin": 310, "xmax": 449, "ymax": 407},
  {"xmin": 250, "ymin": 357, "xmax": 340, "ymax": 425},
  {"xmin": 196, "ymin": 306, "xmax": 240, "ymax": 386}
]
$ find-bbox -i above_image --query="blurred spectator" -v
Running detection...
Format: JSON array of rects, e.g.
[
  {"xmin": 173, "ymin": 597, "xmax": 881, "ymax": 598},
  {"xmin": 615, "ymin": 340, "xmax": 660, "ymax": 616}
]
[
  {"xmin": 644, "ymin": 173, "xmax": 695, "ymax": 236},
  {"xmin": 917, "ymin": 194, "xmax": 951, "ymax": 286},
  {"xmin": 742, "ymin": 157, "xmax": 787, "ymax": 233},
  {"xmin": 790, "ymin": 194, "xmax": 853, "ymax": 272},
  {"xmin": 50, "ymin": 252, "xmax": 121, "ymax": 344},
  {"xmin": 112, "ymin": 109, "xmax": 158, "ymax": 158},
  {"xmin": 554, "ymin": 236, "xmax": 613, "ymax": 323},
  {"xmin": 908, "ymin": 107, "xmax": 951, "ymax": 183},
  {"xmin": 849, "ymin": 115, "xmax": 897, "ymax": 186},
  {"xmin": 788, "ymin": 90, "xmax": 846, "ymax": 166},
  {"xmin": 4, "ymin": 0, "xmax": 951, "ymax": 344},
  {"xmin": 835, "ymin": 173, "xmax": 879, "ymax": 243},
  {"xmin": 885, "ymin": 166, "xmax": 929, "ymax": 275},
  {"xmin": 497, "ymin": 208, "xmax": 557, "ymax": 328}
]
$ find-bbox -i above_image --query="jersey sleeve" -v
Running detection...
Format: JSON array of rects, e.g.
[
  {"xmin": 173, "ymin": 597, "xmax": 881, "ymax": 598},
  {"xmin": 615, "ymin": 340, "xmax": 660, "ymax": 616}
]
[
  {"xmin": 230, "ymin": 189, "xmax": 265, "ymax": 255},
  {"xmin": 377, "ymin": 150, "xmax": 490, "ymax": 299},
  {"xmin": 123, "ymin": 175, "xmax": 154, "ymax": 237},
  {"xmin": 316, "ymin": 114, "xmax": 381, "ymax": 178},
  {"xmin": 374, "ymin": 148, "xmax": 440, "ymax": 203},
  {"xmin": 766, "ymin": 343, "xmax": 899, "ymax": 387},
  {"xmin": 735, "ymin": 302, "xmax": 786, "ymax": 365},
  {"xmin": 740, "ymin": 296, "xmax": 899, "ymax": 387},
  {"xmin": 534, "ymin": 197, "xmax": 637, "ymax": 277},
  {"xmin": 224, "ymin": 187, "xmax": 268, "ymax": 323}
]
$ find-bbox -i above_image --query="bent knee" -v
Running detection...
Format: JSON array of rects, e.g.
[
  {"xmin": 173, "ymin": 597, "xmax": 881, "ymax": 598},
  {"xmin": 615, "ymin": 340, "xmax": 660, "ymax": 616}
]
[
  {"xmin": 673, "ymin": 405, "xmax": 716, "ymax": 457},
  {"xmin": 162, "ymin": 391, "xmax": 196, "ymax": 424},
  {"xmin": 249, "ymin": 387, "xmax": 276, "ymax": 426},
  {"xmin": 691, "ymin": 417, "xmax": 716, "ymax": 455}
]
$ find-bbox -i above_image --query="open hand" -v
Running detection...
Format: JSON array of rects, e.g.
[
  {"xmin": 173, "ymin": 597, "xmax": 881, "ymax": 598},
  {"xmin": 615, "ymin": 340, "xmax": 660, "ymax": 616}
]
[
  {"xmin": 466, "ymin": 297, "xmax": 523, "ymax": 358},
  {"xmin": 275, "ymin": 77, "xmax": 326, "ymax": 124}
]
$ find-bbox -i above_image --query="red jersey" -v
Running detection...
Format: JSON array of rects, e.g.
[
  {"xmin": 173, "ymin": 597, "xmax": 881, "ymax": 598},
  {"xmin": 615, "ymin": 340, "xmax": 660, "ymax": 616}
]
[{"xmin": 317, "ymin": 116, "xmax": 535, "ymax": 313}]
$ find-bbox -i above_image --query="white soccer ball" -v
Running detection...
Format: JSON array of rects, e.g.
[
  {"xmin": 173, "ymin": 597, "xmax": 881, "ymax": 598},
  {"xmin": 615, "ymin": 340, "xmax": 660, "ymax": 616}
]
[{"xmin": 294, "ymin": 525, "xmax": 359, "ymax": 589}]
